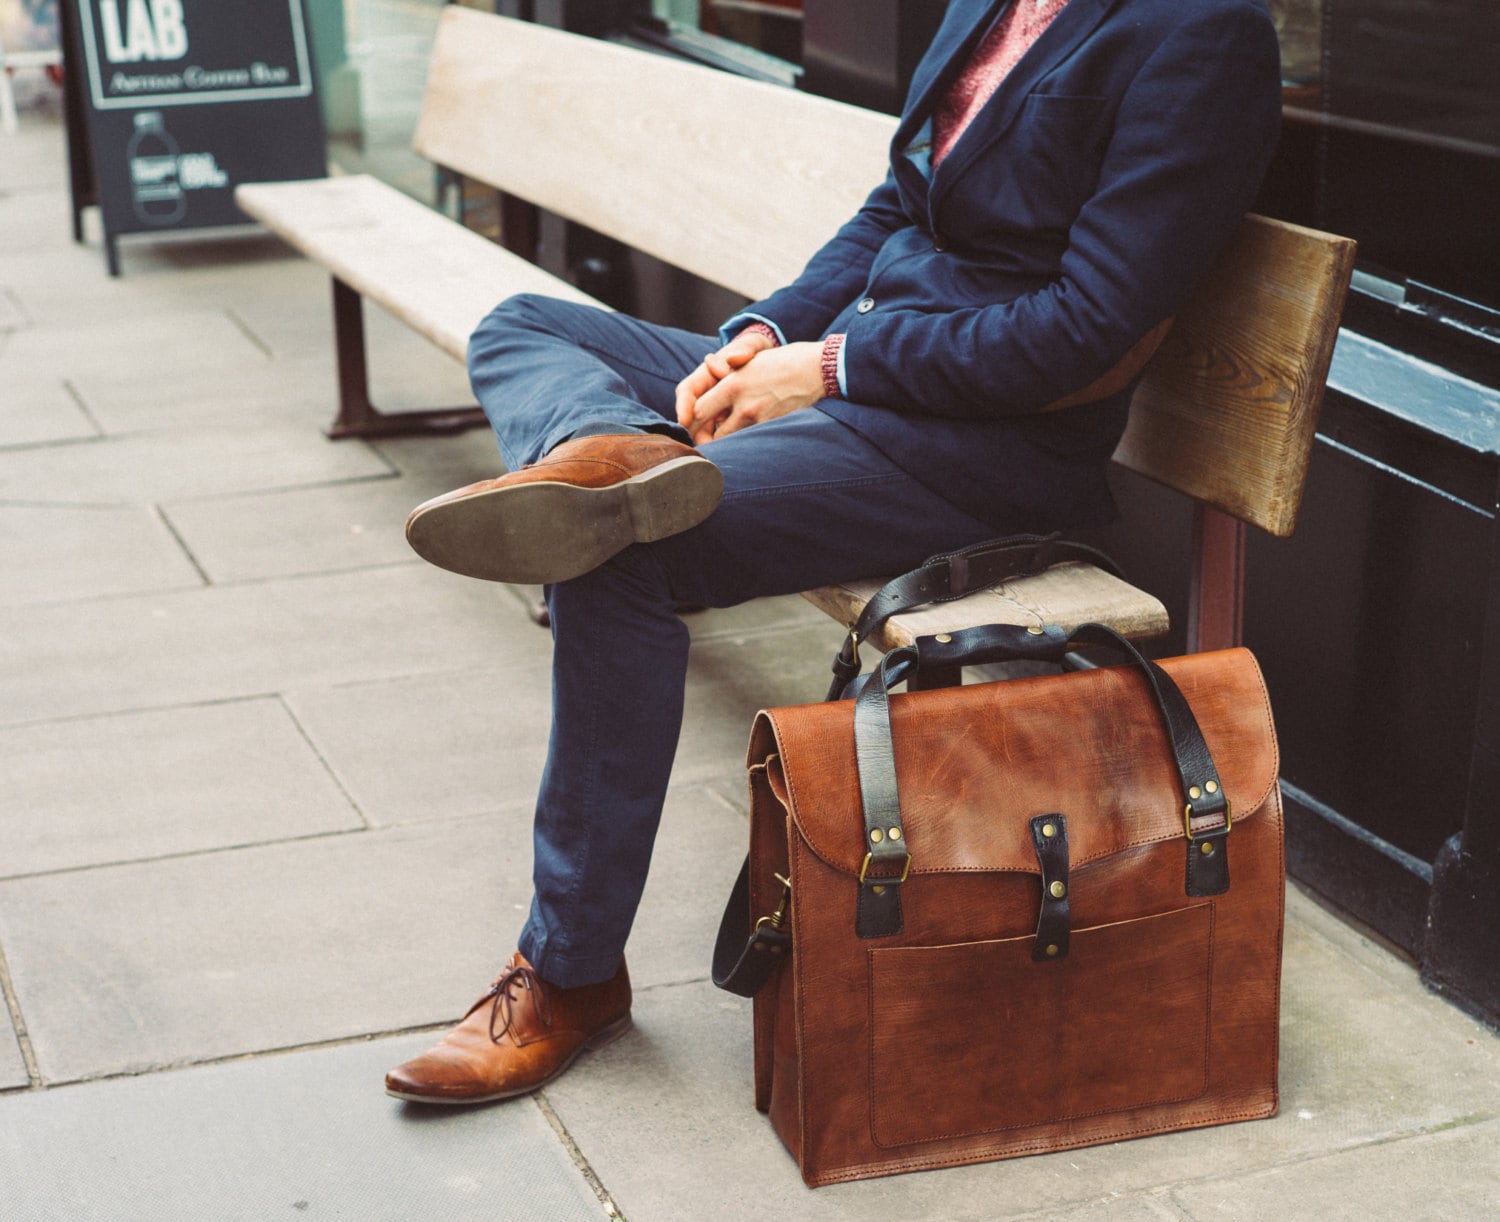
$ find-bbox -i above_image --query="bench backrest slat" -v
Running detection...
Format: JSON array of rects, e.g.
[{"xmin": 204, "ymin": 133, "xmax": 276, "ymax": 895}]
[
  {"xmin": 414, "ymin": 7, "xmax": 893, "ymax": 303},
  {"xmin": 418, "ymin": 8, "xmax": 1354, "ymax": 540}
]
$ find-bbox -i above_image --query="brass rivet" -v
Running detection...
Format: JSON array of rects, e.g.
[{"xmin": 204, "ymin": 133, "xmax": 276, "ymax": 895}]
[
  {"xmin": 1205, "ymin": 780, "xmax": 1220, "ymax": 795},
  {"xmin": 770, "ymin": 945, "xmax": 783, "ymax": 954},
  {"xmin": 753, "ymin": 943, "xmax": 765, "ymax": 952},
  {"xmin": 935, "ymin": 633, "xmax": 953, "ymax": 643},
  {"xmin": 1041, "ymin": 822, "xmax": 1056, "ymax": 838},
  {"xmin": 1049, "ymin": 881, "xmax": 1067, "ymax": 899},
  {"xmin": 888, "ymin": 827, "xmax": 902, "ymax": 841},
  {"xmin": 1046, "ymin": 943, "xmax": 1060, "ymax": 957},
  {"xmin": 1189, "ymin": 785, "xmax": 1203, "ymax": 801},
  {"xmin": 1027, "ymin": 625, "xmax": 1045, "ymax": 636},
  {"xmin": 1201, "ymin": 842, "xmax": 1215, "ymax": 856},
  {"xmin": 872, "ymin": 885, "xmax": 886, "ymax": 895},
  {"xmin": 870, "ymin": 828, "xmax": 884, "ymax": 844}
]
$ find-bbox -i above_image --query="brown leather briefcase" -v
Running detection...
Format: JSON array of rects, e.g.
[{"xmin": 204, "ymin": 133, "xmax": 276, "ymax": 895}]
[{"xmin": 714, "ymin": 622, "xmax": 1284, "ymax": 1186}]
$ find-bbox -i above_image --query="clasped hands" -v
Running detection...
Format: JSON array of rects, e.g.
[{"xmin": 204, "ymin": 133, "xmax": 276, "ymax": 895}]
[{"xmin": 674, "ymin": 331, "xmax": 825, "ymax": 446}]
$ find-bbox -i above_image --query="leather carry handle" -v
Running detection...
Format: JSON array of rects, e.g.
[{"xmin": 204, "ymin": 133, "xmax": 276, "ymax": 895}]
[
  {"xmin": 851, "ymin": 622, "xmax": 1233, "ymax": 938},
  {"xmin": 825, "ymin": 534, "xmax": 1123, "ymax": 701}
]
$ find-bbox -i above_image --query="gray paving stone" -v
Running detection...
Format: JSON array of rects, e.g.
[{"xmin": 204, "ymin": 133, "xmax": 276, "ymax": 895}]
[
  {"xmin": 0, "ymin": 371, "xmax": 97, "ymax": 447},
  {"xmin": 282, "ymin": 620, "xmax": 829, "ymax": 830},
  {"xmin": 283, "ymin": 662, "xmax": 555, "ymax": 826},
  {"xmin": 0, "ymin": 1033, "xmax": 603, "ymax": 1221},
  {"xmin": 0, "ymin": 421, "xmax": 392, "ymax": 506},
  {"xmin": 1170, "ymin": 1118, "xmax": 1500, "ymax": 1220},
  {"xmin": 161, "ymin": 469, "xmax": 483, "ymax": 586},
  {"xmin": 67, "ymin": 352, "xmax": 339, "ymax": 435},
  {"xmin": 0, "ymin": 503, "xmax": 201, "ymax": 607},
  {"xmin": 1, "ymin": 307, "xmax": 266, "ymax": 381},
  {"xmin": 0, "ymin": 697, "xmax": 364, "ymax": 878},
  {"xmin": 0, "ymin": 817, "xmax": 530, "ymax": 1083},
  {"xmin": 542, "ymin": 886, "xmax": 1500, "ymax": 1220},
  {"xmin": 0, "ymin": 565, "xmax": 529, "ymax": 726},
  {"xmin": 0, "ymin": 774, "xmax": 739, "ymax": 1084}
]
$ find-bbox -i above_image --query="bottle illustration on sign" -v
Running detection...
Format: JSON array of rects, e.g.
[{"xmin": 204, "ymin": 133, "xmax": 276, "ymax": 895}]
[{"xmin": 127, "ymin": 111, "xmax": 186, "ymax": 224}]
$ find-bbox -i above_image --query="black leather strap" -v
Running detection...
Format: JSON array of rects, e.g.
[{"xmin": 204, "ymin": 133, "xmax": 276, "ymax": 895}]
[
  {"xmin": 1030, "ymin": 814, "xmax": 1071, "ymax": 961},
  {"xmin": 711, "ymin": 856, "xmax": 792, "ymax": 998},
  {"xmin": 826, "ymin": 534, "xmax": 1123, "ymax": 700}
]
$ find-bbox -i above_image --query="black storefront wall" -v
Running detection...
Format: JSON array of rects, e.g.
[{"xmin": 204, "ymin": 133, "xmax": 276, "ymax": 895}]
[{"xmin": 497, "ymin": 0, "xmax": 1500, "ymax": 1026}]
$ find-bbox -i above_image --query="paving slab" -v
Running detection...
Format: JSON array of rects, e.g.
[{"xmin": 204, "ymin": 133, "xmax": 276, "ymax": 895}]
[
  {"xmin": 67, "ymin": 352, "xmax": 340, "ymax": 435},
  {"xmin": 0, "ymin": 284, "xmax": 26, "ymax": 330},
  {"xmin": 161, "ymin": 468, "xmax": 484, "ymax": 586},
  {"xmin": 0, "ymin": 1033, "xmax": 604, "ymax": 1221},
  {"xmin": 0, "ymin": 503, "xmax": 201, "ymax": 607},
  {"xmin": 0, "ymin": 371, "xmax": 98, "ymax": 447},
  {"xmin": 543, "ymin": 885, "xmax": 1500, "ymax": 1220},
  {"xmin": 0, "ymin": 816, "xmax": 529, "ymax": 1083},
  {"xmin": 1170, "ymin": 1118, "xmax": 1500, "ymax": 1219},
  {"xmin": 0, "ymin": 421, "xmax": 391, "ymax": 506},
  {"xmin": 0, "ymin": 697, "xmax": 364, "ymax": 878},
  {"xmin": 0, "ymin": 563, "xmax": 524, "ymax": 726},
  {"xmin": 0, "ymin": 776, "xmax": 734, "ymax": 1084},
  {"xmin": 1, "ymin": 307, "xmax": 267, "ymax": 383},
  {"xmin": 282, "ymin": 621, "xmax": 830, "ymax": 829}
]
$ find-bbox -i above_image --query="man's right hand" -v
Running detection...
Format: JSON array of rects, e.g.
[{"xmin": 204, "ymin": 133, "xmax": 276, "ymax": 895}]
[{"xmin": 674, "ymin": 329, "xmax": 778, "ymax": 433}]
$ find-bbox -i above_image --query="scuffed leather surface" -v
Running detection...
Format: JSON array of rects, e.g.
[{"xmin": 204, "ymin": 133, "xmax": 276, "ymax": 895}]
[
  {"xmin": 744, "ymin": 648, "xmax": 1284, "ymax": 1185},
  {"xmin": 762, "ymin": 649, "xmax": 1275, "ymax": 879}
]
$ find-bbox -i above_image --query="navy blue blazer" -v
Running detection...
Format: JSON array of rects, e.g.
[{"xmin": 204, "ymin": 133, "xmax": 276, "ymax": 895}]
[{"xmin": 726, "ymin": 0, "xmax": 1282, "ymax": 529}]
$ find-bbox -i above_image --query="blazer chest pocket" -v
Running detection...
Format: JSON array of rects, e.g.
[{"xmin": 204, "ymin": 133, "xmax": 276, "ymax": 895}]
[{"xmin": 959, "ymin": 93, "xmax": 1111, "ymax": 235}]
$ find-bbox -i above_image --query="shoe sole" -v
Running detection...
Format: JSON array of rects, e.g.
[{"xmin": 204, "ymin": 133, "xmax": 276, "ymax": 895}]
[
  {"xmin": 384, "ymin": 1014, "xmax": 634, "ymax": 1105},
  {"xmin": 406, "ymin": 455, "xmax": 723, "ymax": 584}
]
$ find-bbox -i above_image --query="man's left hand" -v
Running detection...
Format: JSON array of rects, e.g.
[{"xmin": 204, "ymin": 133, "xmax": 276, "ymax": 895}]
[{"xmin": 679, "ymin": 341, "xmax": 825, "ymax": 445}]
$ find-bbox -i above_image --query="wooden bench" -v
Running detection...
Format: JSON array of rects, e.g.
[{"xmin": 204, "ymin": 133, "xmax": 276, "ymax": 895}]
[{"xmin": 236, "ymin": 6, "xmax": 1355, "ymax": 655}]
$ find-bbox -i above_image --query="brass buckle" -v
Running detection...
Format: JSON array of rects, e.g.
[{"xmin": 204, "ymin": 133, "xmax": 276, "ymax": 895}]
[
  {"xmin": 1183, "ymin": 799, "xmax": 1233, "ymax": 841},
  {"xmin": 754, "ymin": 873, "xmax": 792, "ymax": 932},
  {"xmin": 858, "ymin": 852, "xmax": 912, "ymax": 885}
]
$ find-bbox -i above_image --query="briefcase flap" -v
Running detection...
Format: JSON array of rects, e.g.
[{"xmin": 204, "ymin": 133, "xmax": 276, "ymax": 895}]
[{"xmin": 749, "ymin": 647, "xmax": 1277, "ymax": 879}]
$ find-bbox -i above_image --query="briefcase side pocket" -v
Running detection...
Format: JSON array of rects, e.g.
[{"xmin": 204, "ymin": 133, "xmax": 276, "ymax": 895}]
[{"xmin": 868, "ymin": 902, "xmax": 1214, "ymax": 1149}]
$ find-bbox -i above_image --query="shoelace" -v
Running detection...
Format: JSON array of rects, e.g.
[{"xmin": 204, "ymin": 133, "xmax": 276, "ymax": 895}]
[{"xmin": 485, "ymin": 961, "xmax": 553, "ymax": 1043}]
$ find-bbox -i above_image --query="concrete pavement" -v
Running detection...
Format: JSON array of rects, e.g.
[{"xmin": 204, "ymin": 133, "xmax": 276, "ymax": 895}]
[{"xmin": 2, "ymin": 106, "xmax": 1498, "ymax": 1220}]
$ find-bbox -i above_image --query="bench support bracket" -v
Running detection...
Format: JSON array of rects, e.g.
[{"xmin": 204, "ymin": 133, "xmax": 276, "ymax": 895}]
[
  {"xmin": 328, "ymin": 277, "xmax": 489, "ymax": 440},
  {"xmin": 1186, "ymin": 504, "xmax": 1246, "ymax": 653}
]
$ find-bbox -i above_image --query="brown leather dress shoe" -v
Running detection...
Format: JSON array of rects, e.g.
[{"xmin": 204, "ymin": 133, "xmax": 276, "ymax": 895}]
[
  {"xmin": 385, "ymin": 953, "xmax": 632, "ymax": 1104},
  {"xmin": 405, "ymin": 433, "xmax": 723, "ymax": 584}
]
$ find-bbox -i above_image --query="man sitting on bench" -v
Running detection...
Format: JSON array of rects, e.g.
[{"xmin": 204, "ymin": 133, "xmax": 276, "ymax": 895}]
[{"xmin": 385, "ymin": 0, "xmax": 1284, "ymax": 1105}]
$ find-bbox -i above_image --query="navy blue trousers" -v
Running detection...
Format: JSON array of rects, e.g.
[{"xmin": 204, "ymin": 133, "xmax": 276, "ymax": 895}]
[{"xmin": 467, "ymin": 294, "xmax": 1011, "ymax": 986}]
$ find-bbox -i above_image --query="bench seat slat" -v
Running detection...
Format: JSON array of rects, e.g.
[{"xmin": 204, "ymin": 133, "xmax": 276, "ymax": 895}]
[
  {"xmin": 802, "ymin": 562, "xmax": 1169, "ymax": 651},
  {"xmin": 236, "ymin": 174, "xmax": 602, "ymax": 364}
]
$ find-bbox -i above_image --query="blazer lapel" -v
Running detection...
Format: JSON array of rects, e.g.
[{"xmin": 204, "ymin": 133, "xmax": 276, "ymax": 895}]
[
  {"xmin": 928, "ymin": 0, "xmax": 1118, "ymax": 215},
  {"xmin": 891, "ymin": 0, "xmax": 1011, "ymax": 206}
]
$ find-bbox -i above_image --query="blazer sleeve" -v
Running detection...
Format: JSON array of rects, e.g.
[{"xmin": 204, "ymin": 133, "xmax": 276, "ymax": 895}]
[
  {"xmin": 718, "ymin": 171, "xmax": 910, "ymax": 346},
  {"xmin": 839, "ymin": 2, "xmax": 1285, "ymax": 418}
]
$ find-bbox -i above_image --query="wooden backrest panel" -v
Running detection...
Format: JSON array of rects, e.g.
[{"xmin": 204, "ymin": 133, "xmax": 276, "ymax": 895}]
[
  {"xmin": 416, "ymin": 9, "xmax": 1354, "ymax": 539},
  {"xmin": 414, "ymin": 7, "xmax": 894, "ymax": 302},
  {"xmin": 1117, "ymin": 215, "xmax": 1356, "ymax": 537}
]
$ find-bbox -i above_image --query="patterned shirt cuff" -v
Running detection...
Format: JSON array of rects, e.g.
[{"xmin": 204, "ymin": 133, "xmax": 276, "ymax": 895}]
[
  {"xmin": 821, "ymin": 334, "xmax": 846, "ymax": 400},
  {"xmin": 737, "ymin": 321, "xmax": 780, "ymax": 346}
]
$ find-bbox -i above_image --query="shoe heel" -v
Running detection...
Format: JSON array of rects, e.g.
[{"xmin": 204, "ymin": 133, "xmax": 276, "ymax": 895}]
[
  {"xmin": 626, "ymin": 456, "xmax": 724, "ymax": 542},
  {"xmin": 585, "ymin": 1014, "xmax": 633, "ymax": 1051}
]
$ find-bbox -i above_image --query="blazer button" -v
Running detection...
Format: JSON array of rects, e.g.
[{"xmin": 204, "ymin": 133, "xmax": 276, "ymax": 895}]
[
  {"xmin": 856, "ymin": 297, "xmax": 876, "ymax": 314},
  {"xmin": 933, "ymin": 235, "xmax": 948, "ymax": 252}
]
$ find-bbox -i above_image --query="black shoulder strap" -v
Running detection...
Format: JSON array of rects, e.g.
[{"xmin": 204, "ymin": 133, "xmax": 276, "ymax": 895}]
[{"xmin": 825, "ymin": 534, "xmax": 1122, "ymax": 700}]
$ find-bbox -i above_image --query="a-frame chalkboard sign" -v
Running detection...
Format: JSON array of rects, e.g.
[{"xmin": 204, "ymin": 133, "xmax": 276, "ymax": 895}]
[{"xmin": 61, "ymin": 0, "xmax": 326, "ymax": 275}]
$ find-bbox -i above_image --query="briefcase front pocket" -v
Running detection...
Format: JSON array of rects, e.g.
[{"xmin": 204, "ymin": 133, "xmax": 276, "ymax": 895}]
[{"xmin": 869, "ymin": 903, "xmax": 1214, "ymax": 1149}]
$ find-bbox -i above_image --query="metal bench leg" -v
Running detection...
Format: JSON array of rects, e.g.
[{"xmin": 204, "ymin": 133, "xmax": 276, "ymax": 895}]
[
  {"xmin": 327, "ymin": 276, "xmax": 489, "ymax": 440},
  {"xmin": 1186, "ymin": 503, "xmax": 1245, "ymax": 653}
]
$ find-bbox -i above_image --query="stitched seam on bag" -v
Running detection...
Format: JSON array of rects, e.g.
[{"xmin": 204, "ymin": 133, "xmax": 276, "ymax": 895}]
[{"xmin": 864, "ymin": 905, "xmax": 1216, "ymax": 1149}]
